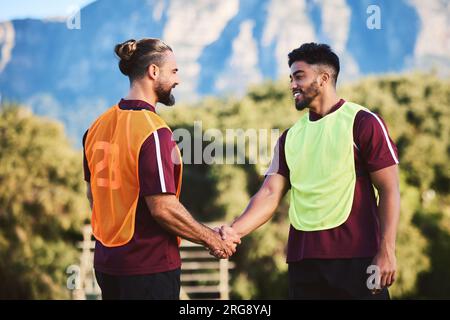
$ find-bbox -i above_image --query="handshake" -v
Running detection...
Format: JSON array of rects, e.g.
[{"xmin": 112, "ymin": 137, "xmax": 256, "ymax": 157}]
[{"xmin": 207, "ymin": 225, "xmax": 241, "ymax": 259}]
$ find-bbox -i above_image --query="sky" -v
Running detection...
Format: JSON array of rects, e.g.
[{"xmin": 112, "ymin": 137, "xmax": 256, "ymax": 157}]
[{"xmin": 0, "ymin": 0, "xmax": 96, "ymax": 22}]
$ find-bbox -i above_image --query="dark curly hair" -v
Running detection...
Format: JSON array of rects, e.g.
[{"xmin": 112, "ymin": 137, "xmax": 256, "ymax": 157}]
[{"xmin": 288, "ymin": 43, "xmax": 340, "ymax": 85}]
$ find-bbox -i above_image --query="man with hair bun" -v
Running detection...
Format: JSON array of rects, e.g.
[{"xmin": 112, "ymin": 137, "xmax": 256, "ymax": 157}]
[{"xmin": 82, "ymin": 38, "xmax": 240, "ymax": 300}]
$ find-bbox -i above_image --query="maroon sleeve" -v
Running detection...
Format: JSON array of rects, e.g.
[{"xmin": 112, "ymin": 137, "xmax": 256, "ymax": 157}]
[
  {"xmin": 82, "ymin": 130, "xmax": 91, "ymax": 182},
  {"xmin": 265, "ymin": 129, "xmax": 290, "ymax": 184},
  {"xmin": 354, "ymin": 110, "xmax": 399, "ymax": 172},
  {"xmin": 139, "ymin": 127, "xmax": 177, "ymax": 196}
]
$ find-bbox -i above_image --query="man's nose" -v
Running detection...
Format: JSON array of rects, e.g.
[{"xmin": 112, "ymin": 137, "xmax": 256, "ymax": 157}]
[{"xmin": 290, "ymin": 81, "xmax": 298, "ymax": 90}]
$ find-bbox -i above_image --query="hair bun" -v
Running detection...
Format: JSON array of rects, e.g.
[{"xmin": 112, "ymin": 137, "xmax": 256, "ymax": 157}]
[{"xmin": 115, "ymin": 39, "xmax": 137, "ymax": 61}]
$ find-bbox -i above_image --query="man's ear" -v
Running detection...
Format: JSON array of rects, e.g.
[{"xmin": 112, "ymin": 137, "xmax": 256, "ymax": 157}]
[
  {"xmin": 320, "ymin": 71, "xmax": 330, "ymax": 87},
  {"xmin": 148, "ymin": 64, "xmax": 159, "ymax": 80}
]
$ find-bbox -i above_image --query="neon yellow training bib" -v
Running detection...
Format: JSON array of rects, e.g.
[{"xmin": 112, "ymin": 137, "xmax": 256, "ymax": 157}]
[{"xmin": 285, "ymin": 101, "xmax": 366, "ymax": 231}]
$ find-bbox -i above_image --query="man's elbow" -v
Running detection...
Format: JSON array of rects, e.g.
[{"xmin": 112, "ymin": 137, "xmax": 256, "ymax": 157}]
[
  {"xmin": 258, "ymin": 183, "xmax": 283, "ymax": 205},
  {"xmin": 150, "ymin": 205, "xmax": 167, "ymax": 220},
  {"xmin": 258, "ymin": 184, "xmax": 276, "ymax": 199},
  {"xmin": 147, "ymin": 198, "xmax": 173, "ymax": 221}
]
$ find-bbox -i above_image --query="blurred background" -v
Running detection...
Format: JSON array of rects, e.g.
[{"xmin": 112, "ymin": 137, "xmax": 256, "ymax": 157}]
[{"xmin": 0, "ymin": 0, "xmax": 449, "ymax": 299}]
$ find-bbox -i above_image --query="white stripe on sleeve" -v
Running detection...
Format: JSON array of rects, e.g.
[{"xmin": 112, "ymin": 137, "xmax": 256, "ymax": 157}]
[
  {"xmin": 366, "ymin": 111, "xmax": 399, "ymax": 164},
  {"xmin": 153, "ymin": 131, "xmax": 167, "ymax": 193}
]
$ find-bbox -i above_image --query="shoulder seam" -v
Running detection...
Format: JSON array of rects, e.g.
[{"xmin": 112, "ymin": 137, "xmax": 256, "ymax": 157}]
[{"xmin": 364, "ymin": 110, "xmax": 399, "ymax": 164}]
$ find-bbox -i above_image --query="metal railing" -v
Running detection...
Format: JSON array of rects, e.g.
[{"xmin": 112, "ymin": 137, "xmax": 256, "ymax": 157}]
[{"xmin": 72, "ymin": 224, "xmax": 233, "ymax": 300}]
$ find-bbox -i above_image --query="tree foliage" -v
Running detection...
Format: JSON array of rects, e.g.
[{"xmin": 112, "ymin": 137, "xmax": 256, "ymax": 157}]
[{"xmin": 0, "ymin": 105, "xmax": 89, "ymax": 299}]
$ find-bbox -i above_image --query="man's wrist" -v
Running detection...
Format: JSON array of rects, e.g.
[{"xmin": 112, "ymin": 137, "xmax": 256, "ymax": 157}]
[
  {"xmin": 229, "ymin": 223, "xmax": 244, "ymax": 238},
  {"xmin": 379, "ymin": 238, "xmax": 396, "ymax": 253}
]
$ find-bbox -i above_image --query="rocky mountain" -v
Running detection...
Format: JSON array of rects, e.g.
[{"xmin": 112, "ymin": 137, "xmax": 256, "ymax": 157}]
[{"xmin": 0, "ymin": 0, "xmax": 448, "ymax": 141}]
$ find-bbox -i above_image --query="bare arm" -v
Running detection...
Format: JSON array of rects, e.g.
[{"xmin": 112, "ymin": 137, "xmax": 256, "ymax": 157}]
[
  {"xmin": 230, "ymin": 173, "xmax": 289, "ymax": 238},
  {"xmin": 145, "ymin": 194, "xmax": 236, "ymax": 257},
  {"xmin": 370, "ymin": 164, "xmax": 400, "ymax": 288},
  {"xmin": 86, "ymin": 182, "xmax": 93, "ymax": 210}
]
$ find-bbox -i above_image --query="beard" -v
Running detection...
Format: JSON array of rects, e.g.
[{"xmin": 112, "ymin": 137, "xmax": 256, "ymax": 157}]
[
  {"xmin": 155, "ymin": 79, "xmax": 176, "ymax": 106},
  {"xmin": 294, "ymin": 80, "xmax": 320, "ymax": 111}
]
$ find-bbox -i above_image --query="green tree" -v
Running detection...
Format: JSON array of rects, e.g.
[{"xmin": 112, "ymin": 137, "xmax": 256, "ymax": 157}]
[{"xmin": 0, "ymin": 104, "xmax": 89, "ymax": 299}]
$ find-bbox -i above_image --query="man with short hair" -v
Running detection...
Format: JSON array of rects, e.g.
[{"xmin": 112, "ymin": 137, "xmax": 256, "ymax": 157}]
[{"xmin": 220, "ymin": 43, "xmax": 400, "ymax": 299}]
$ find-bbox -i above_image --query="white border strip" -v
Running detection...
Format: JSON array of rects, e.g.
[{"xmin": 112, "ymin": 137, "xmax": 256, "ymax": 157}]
[
  {"xmin": 153, "ymin": 131, "xmax": 167, "ymax": 192},
  {"xmin": 366, "ymin": 111, "xmax": 399, "ymax": 164}
]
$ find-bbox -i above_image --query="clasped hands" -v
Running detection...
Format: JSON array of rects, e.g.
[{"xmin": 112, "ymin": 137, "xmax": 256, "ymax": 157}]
[{"xmin": 208, "ymin": 225, "xmax": 241, "ymax": 259}]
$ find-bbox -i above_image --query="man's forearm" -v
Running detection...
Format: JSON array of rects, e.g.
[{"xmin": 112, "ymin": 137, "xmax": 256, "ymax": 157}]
[
  {"xmin": 86, "ymin": 182, "xmax": 93, "ymax": 210},
  {"xmin": 146, "ymin": 194, "xmax": 236, "ymax": 258},
  {"xmin": 153, "ymin": 199, "xmax": 214, "ymax": 247},
  {"xmin": 231, "ymin": 186, "xmax": 281, "ymax": 238},
  {"xmin": 377, "ymin": 188, "xmax": 400, "ymax": 251}
]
